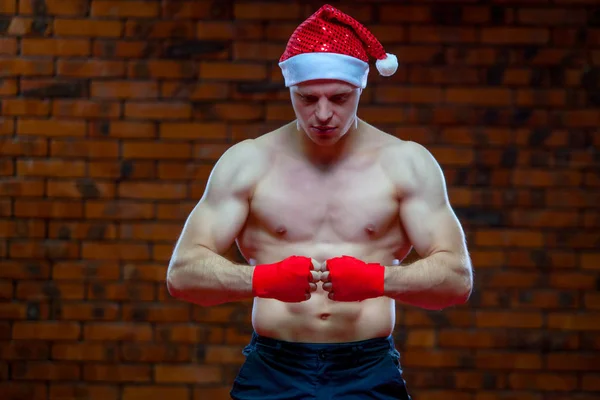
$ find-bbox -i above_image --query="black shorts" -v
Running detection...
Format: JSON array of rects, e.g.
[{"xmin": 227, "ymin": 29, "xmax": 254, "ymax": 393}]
[{"xmin": 230, "ymin": 331, "xmax": 412, "ymax": 400}]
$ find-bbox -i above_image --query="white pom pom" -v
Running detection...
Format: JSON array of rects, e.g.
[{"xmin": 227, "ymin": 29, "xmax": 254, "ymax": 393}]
[{"xmin": 376, "ymin": 53, "xmax": 398, "ymax": 77}]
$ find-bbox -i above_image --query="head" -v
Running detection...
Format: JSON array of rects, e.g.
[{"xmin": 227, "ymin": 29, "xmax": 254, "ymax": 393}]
[{"xmin": 290, "ymin": 79, "xmax": 363, "ymax": 146}]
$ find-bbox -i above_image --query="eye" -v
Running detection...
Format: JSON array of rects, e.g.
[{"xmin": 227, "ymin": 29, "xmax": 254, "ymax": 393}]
[
  {"xmin": 299, "ymin": 94, "xmax": 317, "ymax": 103},
  {"xmin": 331, "ymin": 94, "xmax": 349, "ymax": 103}
]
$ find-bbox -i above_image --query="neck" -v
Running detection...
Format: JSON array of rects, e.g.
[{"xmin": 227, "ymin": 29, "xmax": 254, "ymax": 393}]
[{"xmin": 293, "ymin": 119, "xmax": 362, "ymax": 169}]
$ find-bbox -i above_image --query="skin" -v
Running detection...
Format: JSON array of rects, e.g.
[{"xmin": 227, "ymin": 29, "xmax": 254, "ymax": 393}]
[{"xmin": 167, "ymin": 79, "xmax": 473, "ymax": 343}]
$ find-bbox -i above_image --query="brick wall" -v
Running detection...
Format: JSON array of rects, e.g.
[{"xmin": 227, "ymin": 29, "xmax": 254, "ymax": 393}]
[{"xmin": 1, "ymin": 0, "xmax": 599, "ymax": 399}]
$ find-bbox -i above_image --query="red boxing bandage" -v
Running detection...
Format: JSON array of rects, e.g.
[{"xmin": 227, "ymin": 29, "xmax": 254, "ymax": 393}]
[
  {"xmin": 252, "ymin": 256, "xmax": 312, "ymax": 302},
  {"xmin": 326, "ymin": 255, "xmax": 385, "ymax": 301}
]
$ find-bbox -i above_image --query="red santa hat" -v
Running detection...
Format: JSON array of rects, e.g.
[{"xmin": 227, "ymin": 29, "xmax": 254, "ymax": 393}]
[{"xmin": 279, "ymin": 4, "xmax": 398, "ymax": 88}]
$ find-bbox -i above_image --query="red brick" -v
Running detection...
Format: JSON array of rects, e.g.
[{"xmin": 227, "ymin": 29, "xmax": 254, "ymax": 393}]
[
  {"xmin": 124, "ymin": 20, "xmax": 196, "ymax": 39},
  {"xmin": 16, "ymin": 281, "xmax": 85, "ymax": 300},
  {"xmin": 52, "ymin": 343, "xmax": 117, "ymax": 361},
  {"xmin": 57, "ymin": 303, "xmax": 120, "ymax": 321},
  {"xmin": 0, "ymin": 261, "xmax": 50, "ymax": 280},
  {"xmin": 474, "ymin": 229, "xmax": 544, "ymax": 248},
  {"xmin": 482, "ymin": 27, "xmax": 550, "ymax": 44},
  {"xmin": 57, "ymin": 60, "xmax": 126, "ymax": 78},
  {"xmin": 161, "ymin": 82, "xmax": 229, "ymax": 100},
  {"xmin": 159, "ymin": 122, "xmax": 228, "ymax": 140},
  {"xmin": 82, "ymin": 242, "xmax": 151, "ymax": 261},
  {"xmin": 122, "ymin": 303, "xmax": 190, "ymax": 323},
  {"xmin": 475, "ymin": 352, "xmax": 543, "ymax": 370},
  {"xmin": 508, "ymin": 372, "xmax": 578, "ymax": 391},
  {"xmin": 199, "ymin": 62, "xmax": 267, "ymax": 81},
  {"xmin": 54, "ymin": 18, "xmax": 122, "ymax": 37},
  {"xmin": 157, "ymin": 162, "xmax": 212, "ymax": 181},
  {"xmin": 518, "ymin": 8, "xmax": 587, "ymax": 25},
  {"xmin": 379, "ymin": 5, "xmax": 430, "ymax": 22},
  {"xmin": 52, "ymin": 100, "xmax": 121, "ymax": 118},
  {"xmin": 0, "ymin": 58, "xmax": 54, "ymax": 76},
  {"xmin": 21, "ymin": 38, "xmax": 90, "ymax": 56},
  {"xmin": 0, "ymin": 341, "xmax": 49, "ymax": 360},
  {"xmin": 409, "ymin": 26, "xmax": 477, "ymax": 43},
  {"xmin": 91, "ymin": 121, "xmax": 156, "ymax": 138},
  {"xmin": 0, "ymin": 383, "xmax": 47, "ymax": 400},
  {"xmin": 234, "ymin": 2, "xmax": 301, "ymax": 20},
  {"xmin": 11, "ymin": 361, "xmax": 81, "ymax": 381},
  {"xmin": 7, "ymin": 16, "xmax": 51, "ymax": 35},
  {"xmin": 84, "ymin": 364, "xmax": 151, "ymax": 382},
  {"xmin": 49, "ymin": 384, "xmax": 119, "ymax": 400},
  {"xmin": 375, "ymin": 86, "xmax": 443, "ymax": 104},
  {"xmin": 17, "ymin": 159, "xmax": 86, "ymax": 178},
  {"xmin": 83, "ymin": 322, "xmax": 153, "ymax": 341},
  {"xmin": 124, "ymin": 386, "xmax": 190, "ymax": 400},
  {"xmin": 547, "ymin": 354, "xmax": 600, "ymax": 371},
  {"xmin": 547, "ymin": 313, "xmax": 600, "ymax": 331},
  {"xmin": 92, "ymin": 0, "xmax": 159, "ymax": 17},
  {"xmin": 193, "ymin": 387, "xmax": 232, "ymax": 400},
  {"xmin": 445, "ymin": 88, "xmax": 512, "ymax": 106},
  {"xmin": 19, "ymin": 0, "xmax": 88, "ymax": 15},
  {"xmin": 0, "ymin": 78, "xmax": 17, "ymax": 95},
  {"xmin": 118, "ymin": 182, "xmax": 187, "ymax": 200},
  {"xmin": 154, "ymin": 364, "xmax": 222, "ymax": 384},
  {"xmin": 14, "ymin": 200, "xmax": 83, "ymax": 218},
  {"xmin": 91, "ymin": 81, "xmax": 158, "ymax": 99},
  {"xmin": 17, "ymin": 119, "xmax": 86, "ymax": 136},
  {"xmin": 85, "ymin": 200, "xmax": 155, "ymax": 220},
  {"xmin": 53, "ymin": 261, "xmax": 120, "ymax": 280},
  {"xmin": 50, "ymin": 138, "xmax": 119, "ymax": 159},
  {"xmin": 13, "ymin": 322, "xmax": 80, "ymax": 340},
  {"xmin": 124, "ymin": 102, "xmax": 192, "ymax": 120},
  {"xmin": 0, "ymin": 0, "xmax": 16, "ymax": 13},
  {"xmin": 127, "ymin": 60, "xmax": 197, "ymax": 79},
  {"xmin": 162, "ymin": 1, "xmax": 214, "ymax": 19},
  {"xmin": 0, "ymin": 37, "xmax": 17, "ymax": 54},
  {"xmin": 197, "ymin": 21, "xmax": 263, "ymax": 40},
  {"xmin": 475, "ymin": 311, "xmax": 543, "ymax": 328},
  {"xmin": 2, "ymin": 99, "xmax": 50, "ymax": 116},
  {"xmin": 0, "ymin": 219, "xmax": 45, "ymax": 238},
  {"xmin": 582, "ymin": 374, "xmax": 600, "ymax": 391},
  {"xmin": 122, "ymin": 142, "xmax": 192, "ymax": 159},
  {"xmin": 122, "ymin": 263, "xmax": 166, "ymax": 282}
]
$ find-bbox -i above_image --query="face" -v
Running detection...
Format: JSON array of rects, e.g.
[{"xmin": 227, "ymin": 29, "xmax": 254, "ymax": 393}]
[{"xmin": 290, "ymin": 80, "xmax": 362, "ymax": 146}]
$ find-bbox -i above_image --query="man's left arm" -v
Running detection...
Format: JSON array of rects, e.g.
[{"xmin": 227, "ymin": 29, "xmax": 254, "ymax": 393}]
[{"xmin": 384, "ymin": 142, "xmax": 473, "ymax": 310}]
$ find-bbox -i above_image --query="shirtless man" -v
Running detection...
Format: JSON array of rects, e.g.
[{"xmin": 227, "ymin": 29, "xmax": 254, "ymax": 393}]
[{"xmin": 167, "ymin": 5, "xmax": 473, "ymax": 400}]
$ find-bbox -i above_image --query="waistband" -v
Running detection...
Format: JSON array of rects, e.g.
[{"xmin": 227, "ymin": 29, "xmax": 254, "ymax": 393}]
[{"xmin": 249, "ymin": 331, "xmax": 396, "ymax": 360}]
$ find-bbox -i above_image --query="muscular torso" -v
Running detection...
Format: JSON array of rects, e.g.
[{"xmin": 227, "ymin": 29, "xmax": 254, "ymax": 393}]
[{"xmin": 236, "ymin": 124, "xmax": 412, "ymax": 343}]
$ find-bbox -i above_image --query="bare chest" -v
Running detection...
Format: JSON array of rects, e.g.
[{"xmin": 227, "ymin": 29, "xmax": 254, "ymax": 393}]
[{"xmin": 246, "ymin": 159, "xmax": 399, "ymax": 243}]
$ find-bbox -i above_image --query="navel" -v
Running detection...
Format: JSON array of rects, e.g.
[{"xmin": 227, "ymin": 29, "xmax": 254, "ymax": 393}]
[{"xmin": 275, "ymin": 226, "xmax": 287, "ymax": 235}]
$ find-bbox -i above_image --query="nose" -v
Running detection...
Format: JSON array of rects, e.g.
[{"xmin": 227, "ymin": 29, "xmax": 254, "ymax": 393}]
[{"xmin": 315, "ymin": 98, "xmax": 332, "ymax": 123}]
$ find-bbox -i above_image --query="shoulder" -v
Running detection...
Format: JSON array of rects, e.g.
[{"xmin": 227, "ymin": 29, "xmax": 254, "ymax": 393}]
[
  {"xmin": 379, "ymin": 139, "xmax": 447, "ymax": 197},
  {"xmin": 207, "ymin": 139, "xmax": 270, "ymax": 197}
]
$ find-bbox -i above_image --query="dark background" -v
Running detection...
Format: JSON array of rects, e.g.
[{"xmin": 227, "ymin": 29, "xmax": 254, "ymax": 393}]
[{"xmin": 1, "ymin": 0, "xmax": 599, "ymax": 399}]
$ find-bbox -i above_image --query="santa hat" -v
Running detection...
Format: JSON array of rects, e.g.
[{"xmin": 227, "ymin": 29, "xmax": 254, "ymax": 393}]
[{"xmin": 279, "ymin": 4, "xmax": 398, "ymax": 88}]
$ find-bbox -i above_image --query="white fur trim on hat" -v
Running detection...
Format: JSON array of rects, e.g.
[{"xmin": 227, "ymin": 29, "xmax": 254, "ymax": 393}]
[{"xmin": 279, "ymin": 52, "xmax": 370, "ymax": 88}]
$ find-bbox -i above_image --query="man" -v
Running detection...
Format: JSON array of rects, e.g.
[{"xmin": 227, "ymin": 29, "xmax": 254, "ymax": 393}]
[{"xmin": 167, "ymin": 4, "xmax": 473, "ymax": 400}]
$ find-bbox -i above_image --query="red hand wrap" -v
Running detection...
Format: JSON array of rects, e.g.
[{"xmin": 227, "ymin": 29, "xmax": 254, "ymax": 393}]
[
  {"xmin": 327, "ymin": 255, "xmax": 385, "ymax": 301},
  {"xmin": 252, "ymin": 256, "xmax": 312, "ymax": 302}
]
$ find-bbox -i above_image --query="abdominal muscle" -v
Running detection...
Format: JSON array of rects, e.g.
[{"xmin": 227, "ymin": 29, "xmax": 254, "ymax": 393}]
[{"xmin": 245, "ymin": 245, "xmax": 402, "ymax": 344}]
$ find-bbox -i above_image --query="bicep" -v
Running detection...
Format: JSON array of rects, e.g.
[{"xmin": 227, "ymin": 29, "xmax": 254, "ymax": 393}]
[
  {"xmin": 172, "ymin": 140, "xmax": 260, "ymax": 257},
  {"xmin": 400, "ymin": 195, "xmax": 465, "ymax": 258},
  {"xmin": 397, "ymin": 144, "xmax": 467, "ymax": 259},
  {"xmin": 176, "ymin": 193, "xmax": 249, "ymax": 255}
]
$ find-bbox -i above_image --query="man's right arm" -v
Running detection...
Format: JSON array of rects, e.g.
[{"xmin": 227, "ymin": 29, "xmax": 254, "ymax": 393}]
[{"xmin": 166, "ymin": 139, "xmax": 266, "ymax": 307}]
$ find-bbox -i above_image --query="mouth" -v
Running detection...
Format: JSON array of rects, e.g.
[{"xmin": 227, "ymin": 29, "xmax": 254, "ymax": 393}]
[{"xmin": 311, "ymin": 126, "xmax": 336, "ymax": 135}]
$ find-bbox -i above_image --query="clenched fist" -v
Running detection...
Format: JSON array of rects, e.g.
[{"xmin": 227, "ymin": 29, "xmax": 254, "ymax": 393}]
[{"xmin": 319, "ymin": 255, "xmax": 386, "ymax": 302}]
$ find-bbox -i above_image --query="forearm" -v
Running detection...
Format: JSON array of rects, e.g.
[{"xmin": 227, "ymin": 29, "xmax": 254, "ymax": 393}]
[
  {"xmin": 167, "ymin": 246, "xmax": 254, "ymax": 307},
  {"xmin": 383, "ymin": 252, "xmax": 472, "ymax": 310}
]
